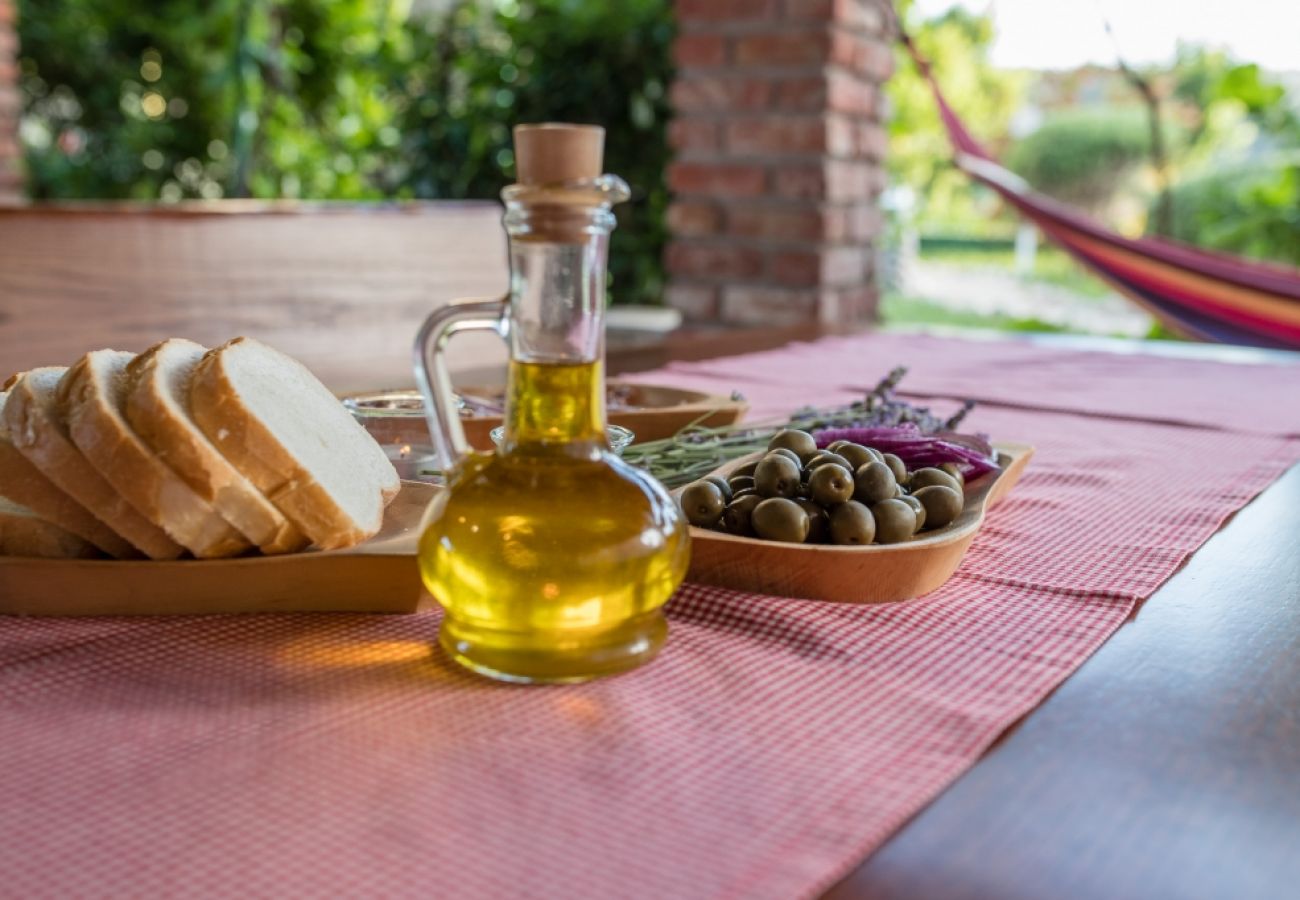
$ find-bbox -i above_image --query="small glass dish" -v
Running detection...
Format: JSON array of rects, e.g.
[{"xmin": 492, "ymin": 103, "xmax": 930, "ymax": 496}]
[{"xmin": 490, "ymin": 423, "xmax": 634, "ymax": 456}]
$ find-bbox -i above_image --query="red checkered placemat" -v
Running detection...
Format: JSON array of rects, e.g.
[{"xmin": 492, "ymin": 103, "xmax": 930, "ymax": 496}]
[
  {"xmin": 1, "ymin": 334, "xmax": 1297, "ymax": 899},
  {"xmin": 631, "ymin": 331, "xmax": 1300, "ymax": 436}
]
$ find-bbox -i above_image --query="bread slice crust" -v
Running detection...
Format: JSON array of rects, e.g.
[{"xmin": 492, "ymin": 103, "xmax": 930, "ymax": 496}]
[
  {"xmin": 3, "ymin": 368, "xmax": 184, "ymax": 560},
  {"xmin": 60, "ymin": 351, "xmax": 251, "ymax": 560},
  {"xmin": 190, "ymin": 337, "xmax": 399, "ymax": 550},
  {"xmin": 0, "ymin": 497, "xmax": 101, "ymax": 559},
  {"xmin": 0, "ymin": 390, "xmax": 140, "ymax": 558},
  {"xmin": 125, "ymin": 340, "xmax": 309, "ymax": 555}
]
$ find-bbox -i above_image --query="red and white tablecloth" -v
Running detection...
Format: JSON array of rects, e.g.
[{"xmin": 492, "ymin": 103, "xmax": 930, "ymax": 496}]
[{"xmin": 2, "ymin": 332, "xmax": 1297, "ymax": 898}]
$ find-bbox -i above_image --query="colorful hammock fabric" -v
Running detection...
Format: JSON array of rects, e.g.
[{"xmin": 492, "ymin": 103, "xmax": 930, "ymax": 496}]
[{"xmin": 903, "ymin": 35, "xmax": 1300, "ymax": 351}]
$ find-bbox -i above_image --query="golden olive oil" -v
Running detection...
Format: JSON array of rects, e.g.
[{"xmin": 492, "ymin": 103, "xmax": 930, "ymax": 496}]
[{"xmin": 418, "ymin": 359, "xmax": 690, "ymax": 682}]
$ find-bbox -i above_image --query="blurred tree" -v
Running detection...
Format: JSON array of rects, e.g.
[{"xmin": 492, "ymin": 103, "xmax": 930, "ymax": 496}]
[
  {"xmin": 16, "ymin": 0, "xmax": 672, "ymax": 304},
  {"xmin": 885, "ymin": 0, "xmax": 1026, "ymax": 237}
]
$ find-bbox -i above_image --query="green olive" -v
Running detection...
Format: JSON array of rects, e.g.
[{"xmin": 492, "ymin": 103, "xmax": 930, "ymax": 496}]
[
  {"xmin": 768, "ymin": 447, "xmax": 802, "ymax": 467},
  {"xmin": 767, "ymin": 429, "xmax": 818, "ymax": 459},
  {"xmin": 752, "ymin": 498, "xmax": 810, "ymax": 543},
  {"xmin": 853, "ymin": 460, "xmax": 897, "ymax": 505},
  {"xmin": 794, "ymin": 498, "xmax": 829, "ymax": 544},
  {"xmin": 910, "ymin": 467, "xmax": 962, "ymax": 493},
  {"xmin": 826, "ymin": 440, "xmax": 853, "ymax": 454},
  {"xmin": 733, "ymin": 460, "xmax": 759, "ymax": 479},
  {"xmin": 881, "ymin": 453, "xmax": 908, "ymax": 485},
  {"xmin": 721, "ymin": 494, "xmax": 762, "ymax": 536},
  {"xmin": 836, "ymin": 443, "xmax": 878, "ymax": 471},
  {"xmin": 808, "ymin": 463, "xmax": 854, "ymax": 506},
  {"xmin": 731, "ymin": 487, "xmax": 758, "ymax": 501},
  {"xmin": 870, "ymin": 498, "xmax": 916, "ymax": 544},
  {"xmin": 829, "ymin": 501, "xmax": 876, "ymax": 545},
  {"xmin": 806, "ymin": 452, "xmax": 853, "ymax": 474},
  {"xmin": 680, "ymin": 481, "xmax": 726, "ymax": 527},
  {"xmin": 754, "ymin": 454, "xmax": 802, "ymax": 499},
  {"xmin": 727, "ymin": 474, "xmax": 755, "ymax": 493},
  {"xmin": 914, "ymin": 485, "xmax": 963, "ymax": 529},
  {"xmin": 899, "ymin": 493, "xmax": 926, "ymax": 532},
  {"xmin": 939, "ymin": 462, "xmax": 965, "ymax": 487},
  {"xmin": 704, "ymin": 475, "xmax": 732, "ymax": 503}
]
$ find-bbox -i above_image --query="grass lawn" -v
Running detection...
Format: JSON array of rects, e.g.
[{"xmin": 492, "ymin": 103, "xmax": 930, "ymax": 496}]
[
  {"xmin": 879, "ymin": 292, "xmax": 1075, "ymax": 333},
  {"xmin": 918, "ymin": 243, "xmax": 1113, "ymax": 299}
]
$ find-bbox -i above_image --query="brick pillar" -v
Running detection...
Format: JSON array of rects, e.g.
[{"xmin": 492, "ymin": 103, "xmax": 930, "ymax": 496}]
[
  {"xmin": 0, "ymin": 0, "xmax": 19, "ymax": 202},
  {"xmin": 666, "ymin": 0, "xmax": 892, "ymax": 326}
]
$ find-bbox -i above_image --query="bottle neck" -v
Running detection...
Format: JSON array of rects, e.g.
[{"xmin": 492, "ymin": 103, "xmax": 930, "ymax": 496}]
[{"xmin": 500, "ymin": 180, "xmax": 626, "ymax": 453}]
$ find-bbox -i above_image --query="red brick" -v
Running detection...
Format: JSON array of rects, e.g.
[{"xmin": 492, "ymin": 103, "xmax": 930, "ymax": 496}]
[
  {"xmin": 824, "ymin": 202, "xmax": 883, "ymax": 241},
  {"xmin": 668, "ymin": 162, "xmax": 767, "ymax": 197},
  {"xmin": 827, "ymin": 69, "xmax": 877, "ymax": 115},
  {"xmin": 821, "ymin": 245, "xmax": 871, "ymax": 285},
  {"xmin": 770, "ymin": 250, "xmax": 822, "ymax": 286},
  {"xmin": 726, "ymin": 117, "xmax": 826, "ymax": 155},
  {"xmin": 774, "ymin": 77, "xmax": 827, "ymax": 111},
  {"xmin": 785, "ymin": 0, "xmax": 887, "ymax": 31},
  {"xmin": 830, "ymin": 31, "xmax": 895, "ymax": 80},
  {"xmin": 855, "ymin": 120, "xmax": 888, "ymax": 160},
  {"xmin": 727, "ymin": 204, "xmax": 823, "ymax": 241},
  {"xmin": 826, "ymin": 115, "xmax": 855, "ymax": 157},
  {"xmin": 668, "ymin": 118, "xmax": 720, "ymax": 154},
  {"xmin": 666, "ymin": 241, "xmax": 765, "ymax": 280},
  {"xmin": 0, "ymin": 28, "xmax": 16, "ymax": 57},
  {"xmin": 674, "ymin": 34, "xmax": 726, "ymax": 69},
  {"xmin": 0, "ymin": 2, "xmax": 13, "ymax": 26},
  {"xmin": 782, "ymin": 0, "xmax": 834, "ymax": 19},
  {"xmin": 665, "ymin": 284, "xmax": 720, "ymax": 321},
  {"xmin": 820, "ymin": 285, "xmax": 879, "ymax": 324},
  {"xmin": 721, "ymin": 286, "xmax": 819, "ymax": 325},
  {"xmin": 733, "ymin": 31, "xmax": 830, "ymax": 67},
  {"xmin": 672, "ymin": 76, "xmax": 773, "ymax": 113},
  {"xmin": 825, "ymin": 159, "xmax": 874, "ymax": 201},
  {"xmin": 667, "ymin": 201, "xmax": 722, "ymax": 236},
  {"xmin": 0, "ymin": 88, "xmax": 16, "ymax": 116},
  {"xmin": 677, "ymin": 0, "xmax": 779, "ymax": 22},
  {"xmin": 771, "ymin": 163, "xmax": 826, "ymax": 200}
]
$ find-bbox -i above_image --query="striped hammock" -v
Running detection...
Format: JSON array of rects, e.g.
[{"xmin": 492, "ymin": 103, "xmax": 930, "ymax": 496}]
[{"xmin": 904, "ymin": 36, "xmax": 1300, "ymax": 351}]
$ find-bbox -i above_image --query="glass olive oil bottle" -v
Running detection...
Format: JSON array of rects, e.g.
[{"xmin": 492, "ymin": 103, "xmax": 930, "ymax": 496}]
[{"xmin": 413, "ymin": 124, "xmax": 689, "ymax": 683}]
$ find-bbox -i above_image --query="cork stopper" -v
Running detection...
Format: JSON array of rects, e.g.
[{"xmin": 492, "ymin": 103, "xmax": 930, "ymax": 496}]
[{"xmin": 513, "ymin": 123, "xmax": 604, "ymax": 185}]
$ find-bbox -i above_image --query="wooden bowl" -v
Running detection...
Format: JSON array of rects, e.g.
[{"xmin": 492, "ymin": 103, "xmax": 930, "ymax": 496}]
[
  {"xmin": 679, "ymin": 443, "xmax": 1033, "ymax": 603},
  {"xmin": 344, "ymin": 382, "xmax": 749, "ymax": 451}
]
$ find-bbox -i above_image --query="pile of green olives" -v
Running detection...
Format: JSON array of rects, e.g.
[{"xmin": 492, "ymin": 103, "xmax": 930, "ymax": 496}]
[{"xmin": 677, "ymin": 428, "xmax": 968, "ymax": 546}]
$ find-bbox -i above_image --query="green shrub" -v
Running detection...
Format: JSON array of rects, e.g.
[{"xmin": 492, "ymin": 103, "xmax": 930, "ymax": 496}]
[
  {"xmin": 1007, "ymin": 108, "xmax": 1157, "ymax": 205},
  {"xmin": 17, "ymin": 0, "xmax": 673, "ymax": 305},
  {"xmin": 1162, "ymin": 153, "xmax": 1300, "ymax": 266}
]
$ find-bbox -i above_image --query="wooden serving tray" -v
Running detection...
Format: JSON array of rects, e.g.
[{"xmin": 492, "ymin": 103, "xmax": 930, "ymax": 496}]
[
  {"xmin": 681, "ymin": 443, "xmax": 1033, "ymax": 603},
  {"xmin": 348, "ymin": 381, "xmax": 749, "ymax": 450},
  {"xmin": 0, "ymin": 482, "xmax": 436, "ymax": 617}
]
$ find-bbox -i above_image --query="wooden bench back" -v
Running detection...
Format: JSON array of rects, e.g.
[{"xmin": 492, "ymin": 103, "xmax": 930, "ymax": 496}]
[{"xmin": 0, "ymin": 202, "xmax": 510, "ymax": 391}]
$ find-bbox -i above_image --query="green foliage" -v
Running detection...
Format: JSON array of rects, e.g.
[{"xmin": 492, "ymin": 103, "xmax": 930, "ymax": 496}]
[
  {"xmin": 1160, "ymin": 45, "xmax": 1300, "ymax": 265},
  {"xmin": 886, "ymin": 0, "xmax": 1026, "ymax": 235},
  {"xmin": 16, "ymin": 0, "xmax": 673, "ymax": 304},
  {"xmin": 1162, "ymin": 153, "xmax": 1300, "ymax": 266},
  {"xmin": 1006, "ymin": 108, "xmax": 1157, "ymax": 205}
]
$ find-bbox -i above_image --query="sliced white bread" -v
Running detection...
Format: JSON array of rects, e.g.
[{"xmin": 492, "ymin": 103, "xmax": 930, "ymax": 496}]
[
  {"xmin": 125, "ymin": 339, "xmax": 309, "ymax": 555},
  {"xmin": 0, "ymin": 390, "xmax": 141, "ymax": 558},
  {"xmin": 190, "ymin": 337, "xmax": 400, "ymax": 550},
  {"xmin": 4, "ymin": 368, "xmax": 184, "ymax": 560},
  {"xmin": 59, "ymin": 350, "xmax": 251, "ymax": 560},
  {"xmin": 0, "ymin": 496, "xmax": 101, "ymax": 559}
]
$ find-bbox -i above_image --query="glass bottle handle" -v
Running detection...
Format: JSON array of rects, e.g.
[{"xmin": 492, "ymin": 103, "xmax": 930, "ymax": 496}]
[{"xmin": 412, "ymin": 295, "xmax": 510, "ymax": 475}]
